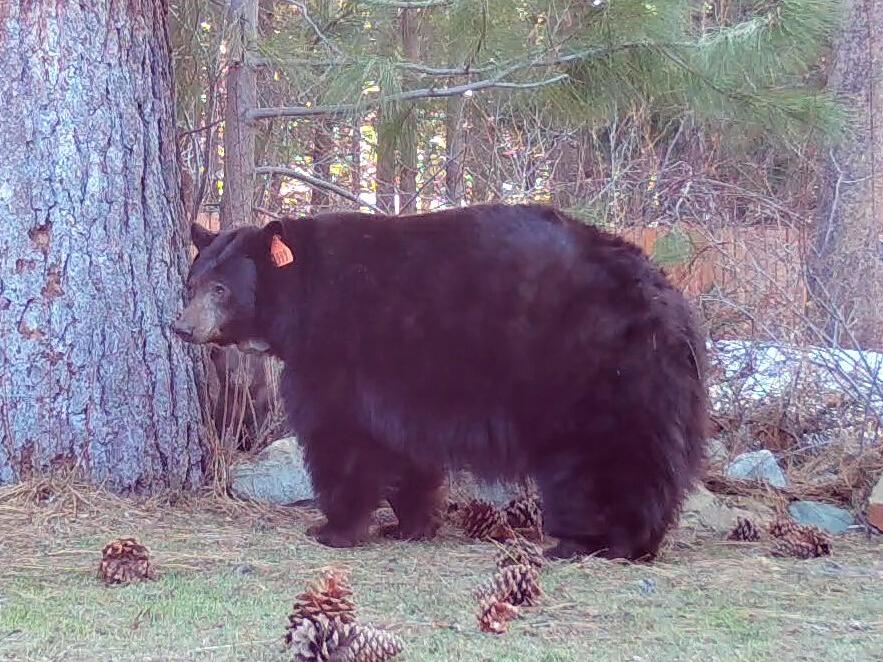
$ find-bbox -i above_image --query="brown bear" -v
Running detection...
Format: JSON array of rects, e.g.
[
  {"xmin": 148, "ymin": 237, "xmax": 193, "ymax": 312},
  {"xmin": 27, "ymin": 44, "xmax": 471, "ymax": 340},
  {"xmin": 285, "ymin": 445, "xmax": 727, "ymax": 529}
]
[{"xmin": 173, "ymin": 203, "xmax": 708, "ymax": 561}]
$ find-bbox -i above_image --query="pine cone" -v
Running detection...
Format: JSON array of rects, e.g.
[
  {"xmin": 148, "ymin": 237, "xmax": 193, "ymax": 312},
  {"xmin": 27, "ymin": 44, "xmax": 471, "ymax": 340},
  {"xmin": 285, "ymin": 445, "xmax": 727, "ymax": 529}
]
[
  {"xmin": 475, "ymin": 563, "xmax": 542, "ymax": 607},
  {"xmin": 336, "ymin": 624, "xmax": 404, "ymax": 662},
  {"xmin": 503, "ymin": 495, "xmax": 544, "ymax": 542},
  {"xmin": 477, "ymin": 597, "xmax": 520, "ymax": 634},
  {"xmin": 727, "ymin": 517, "xmax": 761, "ymax": 542},
  {"xmin": 286, "ymin": 569, "xmax": 356, "ymax": 640},
  {"xmin": 494, "ymin": 538, "xmax": 545, "ymax": 572},
  {"xmin": 768, "ymin": 513, "xmax": 802, "ymax": 539},
  {"xmin": 771, "ymin": 527, "xmax": 832, "ymax": 559},
  {"xmin": 456, "ymin": 500, "xmax": 516, "ymax": 542},
  {"xmin": 287, "ymin": 614, "xmax": 344, "ymax": 661},
  {"xmin": 98, "ymin": 537, "xmax": 155, "ymax": 585}
]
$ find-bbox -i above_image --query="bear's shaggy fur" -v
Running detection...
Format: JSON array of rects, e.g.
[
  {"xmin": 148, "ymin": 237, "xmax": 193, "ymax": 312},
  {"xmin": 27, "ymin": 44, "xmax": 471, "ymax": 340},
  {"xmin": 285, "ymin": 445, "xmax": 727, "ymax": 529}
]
[{"xmin": 175, "ymin": 203, "xmax": 708, "ymax": 560}]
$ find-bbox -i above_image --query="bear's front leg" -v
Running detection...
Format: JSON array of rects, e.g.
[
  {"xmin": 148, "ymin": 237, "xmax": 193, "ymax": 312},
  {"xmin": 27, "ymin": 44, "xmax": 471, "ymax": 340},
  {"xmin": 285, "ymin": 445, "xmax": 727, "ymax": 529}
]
[
  {"xmin": 382, "ymin": 462, "xmax": 446, "ymax": 541},
  {"xmin": 301, "ymin": 429, "xmax": 390, "ymax": 548}
]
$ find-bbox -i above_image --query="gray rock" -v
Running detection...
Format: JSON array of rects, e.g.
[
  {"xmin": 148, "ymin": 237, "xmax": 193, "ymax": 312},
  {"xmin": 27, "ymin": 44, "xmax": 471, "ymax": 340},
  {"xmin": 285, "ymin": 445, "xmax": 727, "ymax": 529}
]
[
  {"xmin": 787, "ymin": 500, "xmax": 855, "ymax": 535},
  {"xmin": 679, "ymin": 485, "xmax": 754, "ymax": 533},
  {"xmin": 706, "ymin": 438, "xmax": 729, "ymax": 466},
  {"xmin": 637, "ymin": 578, "xmax": 656, "ymax": 595},
  {"xmin": 725, "ymin": 449, "xmax": 787, "ymax": 488},
  {"xmin": 447, "ymin": 470, "xmax": 529, "ymax": 506},
  {"xmin": 229, "ymin": 436, "xmax": 315, "ymax": 505},
  {"xmin": 231, "ymin": 563, "xmax": 256, "ymax": 576}
]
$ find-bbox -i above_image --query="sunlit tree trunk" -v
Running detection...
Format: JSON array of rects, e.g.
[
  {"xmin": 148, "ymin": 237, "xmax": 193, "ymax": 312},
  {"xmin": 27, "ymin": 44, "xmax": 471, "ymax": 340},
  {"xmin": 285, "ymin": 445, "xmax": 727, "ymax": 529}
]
[{"xmin": 0, "ymin": 0, "xmax": 204, "ymax": 491}]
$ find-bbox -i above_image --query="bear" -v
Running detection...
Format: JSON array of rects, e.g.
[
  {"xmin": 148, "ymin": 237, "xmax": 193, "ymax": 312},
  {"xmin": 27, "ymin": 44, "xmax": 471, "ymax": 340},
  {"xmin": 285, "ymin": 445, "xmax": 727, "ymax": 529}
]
[{"xmin": 172, "ymin": 203, "xmax": 708, "ymax": 561}]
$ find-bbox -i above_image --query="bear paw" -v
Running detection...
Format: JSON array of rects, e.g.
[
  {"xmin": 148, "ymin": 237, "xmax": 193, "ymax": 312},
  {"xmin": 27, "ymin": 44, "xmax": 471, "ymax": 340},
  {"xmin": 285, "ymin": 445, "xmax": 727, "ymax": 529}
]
[
  {"xmin": 306, "ymin": 522, "xmax": 364, "ymax": 548},
  {"xmin": 378, "ymin": 520, "xmax": 440, "ymax": 542}
]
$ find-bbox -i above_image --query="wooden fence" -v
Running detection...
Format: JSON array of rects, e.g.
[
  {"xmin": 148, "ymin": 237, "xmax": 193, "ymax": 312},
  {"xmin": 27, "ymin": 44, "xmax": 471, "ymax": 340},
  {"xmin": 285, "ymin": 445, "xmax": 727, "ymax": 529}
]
[{"xmin": 620, "ymin": 224, "xmax": 809, "ymax": 339}]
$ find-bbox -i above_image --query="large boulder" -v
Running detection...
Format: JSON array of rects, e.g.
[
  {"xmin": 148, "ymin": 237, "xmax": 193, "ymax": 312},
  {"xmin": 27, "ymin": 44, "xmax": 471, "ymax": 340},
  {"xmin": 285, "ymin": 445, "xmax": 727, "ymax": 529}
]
[{"xmin": 229, "ymin": 437, "xmax": 315, "ymax": 505}]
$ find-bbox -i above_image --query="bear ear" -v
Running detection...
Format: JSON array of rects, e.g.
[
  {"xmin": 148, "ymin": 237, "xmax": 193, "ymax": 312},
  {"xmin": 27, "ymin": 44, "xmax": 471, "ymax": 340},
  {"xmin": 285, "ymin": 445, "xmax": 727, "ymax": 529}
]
[
  {"xmin": 260, "ymin": 220, "xmax": 294, "ymax": 267},
  {"xmin": 191, "ymin": 223, "xmax": 218, "ymax": 251}
]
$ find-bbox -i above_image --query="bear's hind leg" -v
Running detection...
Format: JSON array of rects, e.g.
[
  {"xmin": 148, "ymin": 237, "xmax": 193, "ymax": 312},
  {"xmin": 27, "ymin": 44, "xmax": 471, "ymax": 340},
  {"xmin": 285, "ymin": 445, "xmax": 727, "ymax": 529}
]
[
  {"xmin": 302, "ymin": 430, "xmax": 392, "ymax": 548},
  {"xmin": 383, "ymin": 462, "xmax": 446, "ymax": 541},
  {"xmin": 536, "ymin": 454, "xmax": 666, "ymax": 562}
]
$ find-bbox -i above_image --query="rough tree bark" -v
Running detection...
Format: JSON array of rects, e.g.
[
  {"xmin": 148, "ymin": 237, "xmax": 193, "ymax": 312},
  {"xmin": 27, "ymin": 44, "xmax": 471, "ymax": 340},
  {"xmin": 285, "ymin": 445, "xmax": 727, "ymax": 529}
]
[
  {"xmin": 809, "ymin": 0, "xmax": 883, "ymax": 348},
  {"xmin": 0, "ymin": 1, "xmax": 204, "ymax": 491},
  {"xmin": 398, "ymin": 8, "xmax": 420, "ymax": 214},
  {"xmin": 220, "ymin": 0, "xmax": 258, "ymax": 229}
]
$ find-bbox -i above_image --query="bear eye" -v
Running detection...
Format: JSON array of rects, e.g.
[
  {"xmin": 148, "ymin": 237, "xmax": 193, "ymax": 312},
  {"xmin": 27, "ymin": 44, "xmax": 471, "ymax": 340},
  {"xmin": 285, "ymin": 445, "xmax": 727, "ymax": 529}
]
[{"xmin": 213, "ymin": 283, "xmax": 227, "ymax": 297}]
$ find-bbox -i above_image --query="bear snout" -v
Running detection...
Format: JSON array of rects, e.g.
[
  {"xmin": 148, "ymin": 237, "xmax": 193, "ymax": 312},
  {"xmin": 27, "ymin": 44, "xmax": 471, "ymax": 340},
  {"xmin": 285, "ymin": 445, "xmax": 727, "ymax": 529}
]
[
  {"xmin": 171, "ymin": 316, "xmax": 195, "ymax": 342},
  {"xmin": 171, "ymin": 298, "xmax": 220, "ymax": 344}
]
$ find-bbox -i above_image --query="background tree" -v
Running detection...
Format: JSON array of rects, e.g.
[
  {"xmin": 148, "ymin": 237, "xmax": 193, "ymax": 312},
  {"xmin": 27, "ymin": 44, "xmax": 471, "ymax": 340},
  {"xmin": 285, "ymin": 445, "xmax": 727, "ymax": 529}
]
[
  {"xmin": 808, "ymin": 0, "xmax": 883, "ymax": 347},
  {"xmin": 0, "ymin": 1, "xmax": 204, "ymax": 490}
]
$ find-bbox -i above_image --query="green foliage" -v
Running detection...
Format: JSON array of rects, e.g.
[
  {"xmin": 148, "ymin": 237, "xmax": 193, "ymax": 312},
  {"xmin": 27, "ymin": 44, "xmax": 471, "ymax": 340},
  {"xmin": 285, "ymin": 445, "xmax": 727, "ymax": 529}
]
[
  {"xmin": 652, "ymin": 228, "xmax": 695, "ymax": 267},
  {"xmin": 542, "ymin": 0, "xmax": 844, "ymax": 143},
  {"xmin": 254, "ymin": 0, "xmax": 843, "ymax": 149}
]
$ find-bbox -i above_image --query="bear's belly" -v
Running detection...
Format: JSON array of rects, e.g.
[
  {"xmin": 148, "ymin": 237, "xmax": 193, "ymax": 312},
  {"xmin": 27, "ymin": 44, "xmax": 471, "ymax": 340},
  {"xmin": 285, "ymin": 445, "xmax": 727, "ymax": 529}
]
[
  {"xmin": 281, "ymin": 366, "xmax": 530, "ymax": 478},
  {"xmin": 354, "ymin": 382, "xmax": 526, "ymax": 476}
]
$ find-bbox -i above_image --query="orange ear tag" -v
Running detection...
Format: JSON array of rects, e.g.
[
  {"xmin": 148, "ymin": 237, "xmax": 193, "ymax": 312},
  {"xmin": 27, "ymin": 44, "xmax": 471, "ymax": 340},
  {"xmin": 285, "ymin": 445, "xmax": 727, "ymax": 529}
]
[{"xmin": 270, "ymin": 234, "xmax": 294, "ymax": 267}]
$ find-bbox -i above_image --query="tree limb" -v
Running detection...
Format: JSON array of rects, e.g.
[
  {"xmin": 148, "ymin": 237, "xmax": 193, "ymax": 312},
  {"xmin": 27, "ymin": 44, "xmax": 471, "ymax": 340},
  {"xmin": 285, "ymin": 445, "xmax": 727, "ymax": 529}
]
[
  {"xmin": 247, "ymin": 42, "xmax": 668, "ymax": 121},
  {"xmin": 256, "ymin": 166, "xmax": 382, "ymax": 213},
  {"xmin": 278, "ymin": 0, "xmax": 344, "ymax": 54},
  {"xmin": 249, "ymin": 60, "xmax": 570, "ymax": 119},
  {"xmin": 493, "ymin": 74, "xmax": 569, "ymax": 89},
  {"xmin": 361, "ymin": 0, "xmax": 452, "ymax": 8}
]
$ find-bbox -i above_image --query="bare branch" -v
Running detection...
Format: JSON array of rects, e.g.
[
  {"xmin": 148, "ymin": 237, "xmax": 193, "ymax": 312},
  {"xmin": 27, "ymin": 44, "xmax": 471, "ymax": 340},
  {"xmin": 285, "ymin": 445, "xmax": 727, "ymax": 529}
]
[
  {"xmin": 256, "ymin": 166, "xmax": 382, "ymax": 213},
  {"xmin": 361, "ymin": 0, "xmax": 452, "ymax": 8},
  {"xmin": 249, "ymin": 59, "xmax": 569, "ymax": 119},
  {"xmin": 278, "ymin": 0, "xmax": 344, "ymax": 54},
  {"xmin": 247, "ymin": 41, "xmax": 669, "ymax": 121},
  {"xmin": 493, "ymin": 74, "xmax": 569, "ymax": 89}
]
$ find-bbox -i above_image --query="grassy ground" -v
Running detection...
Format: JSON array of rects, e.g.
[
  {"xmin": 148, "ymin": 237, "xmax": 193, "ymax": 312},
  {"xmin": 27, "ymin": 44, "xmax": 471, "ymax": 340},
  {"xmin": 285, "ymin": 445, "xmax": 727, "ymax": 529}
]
[{"xmin": 0, "ymin": 480, "xmax": 881, "ymax": 662}]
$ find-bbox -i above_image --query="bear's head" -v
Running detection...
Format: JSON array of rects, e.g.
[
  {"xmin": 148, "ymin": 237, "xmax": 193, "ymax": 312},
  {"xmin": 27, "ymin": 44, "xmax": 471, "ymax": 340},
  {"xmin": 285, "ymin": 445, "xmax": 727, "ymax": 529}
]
[{"xmin": 172, "ymin": 221, "xmax": 293, "ymax": 353}]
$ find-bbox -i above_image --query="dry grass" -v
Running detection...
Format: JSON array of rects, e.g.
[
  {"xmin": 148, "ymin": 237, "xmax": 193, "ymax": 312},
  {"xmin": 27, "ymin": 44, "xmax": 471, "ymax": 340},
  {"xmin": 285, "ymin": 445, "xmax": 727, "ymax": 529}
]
[{"xmin": 0, "ymin": 477, "xmax": 881, "ymax": 662}]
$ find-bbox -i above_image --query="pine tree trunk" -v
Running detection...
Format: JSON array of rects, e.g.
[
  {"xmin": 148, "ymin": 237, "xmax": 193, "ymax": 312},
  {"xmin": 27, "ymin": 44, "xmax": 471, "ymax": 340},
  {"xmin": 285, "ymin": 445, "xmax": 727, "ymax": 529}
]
[
  {"xmin": 311, "ymin": 121, "xmax": 333, "ymax": 211},
  {"xmin": 0, "ymin": 1, "xmax": 204, "ymax": 491},
  {"xmin": 220, "ymin": 0, "xmax": 258, "ymax": 229},
  {"xmin": 217, "ymin": 0, "xmax": 272, "ymax": 448},
  {"xmin": 809, "ymin": 0, "xmax": 883, "ymax": 347},
  {"xmin": 398, "ymin": 8, "xmax": 420, "ymax": 214},
  {"xmin": 376, "ymin": 110, "xmax": 398, "ymax": 214},
  {"xmin": 551, "ymin": 134, "xmax": 579, "ymax": 209},
  {"xmin": 350, "ymin": 119, "xmax": 363, "ymax": 208},
  {"xmin": 445, "ymin": 95, "xmax": 467, "ymax": 205}
]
